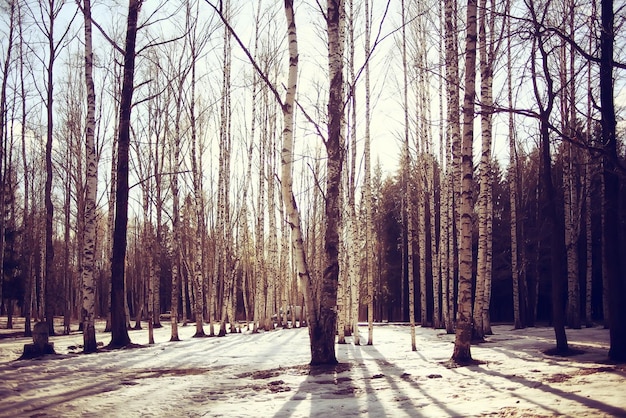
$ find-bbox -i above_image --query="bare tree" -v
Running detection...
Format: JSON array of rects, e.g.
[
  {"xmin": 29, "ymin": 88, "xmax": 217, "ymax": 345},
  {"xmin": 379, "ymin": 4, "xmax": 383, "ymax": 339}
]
[
  {"xmin": 109, "ymin": 0, "xmax": 143, "ymax": 348},
  {"xmin": 30, "ymin": 0, "xmax": 77, "ymax": 336},
  {"xmin": 451, "ymin": 0, "xmax": 477, "ymax": 365},
  {"xmin": 600, "ymin": 0, "xmax": 626, "ymax": 362},
  {"xmin": 507, "ymin": 0, "xmax": 523, "ymax": 330},
  {"xmin": 528, "ymin": 0, "xmax": 568, "ymax": 354},
  {"xmin": 0, "ymin": 0, "xmax": 16, "ymax": 318}
]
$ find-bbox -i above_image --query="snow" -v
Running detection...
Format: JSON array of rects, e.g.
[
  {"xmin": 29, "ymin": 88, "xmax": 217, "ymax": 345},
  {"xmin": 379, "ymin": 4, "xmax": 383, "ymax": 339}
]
[{"xmin": 1, "ymin": 319, "xmax": 624, "ymax": 417}]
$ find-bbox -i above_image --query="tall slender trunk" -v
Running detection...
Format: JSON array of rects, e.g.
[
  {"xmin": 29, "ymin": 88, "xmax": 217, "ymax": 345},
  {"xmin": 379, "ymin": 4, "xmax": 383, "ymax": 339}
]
[
  {"xmin": 18, "ymin": 1, "xmax": 33, "ymax": 336},
  {"xmin": 474, "ymin": 0, "xmax": 495, "ymax": 339},
  {"xmin": 81, "ymin": 0, "xmax": 98, "ymax": 353},
  {"xmin": 584, "ymin": 29, "xmax": 594, "ymax": 328},
  {"xmin": 452, "ymin": 0, "xmax": 477, "ymax": 364},
  {"xmin": 0, "ymin": 0, "xmax": 14, "ymax": 313},
  {"xmin": 600, "ymin": 0, "xmax": 626, "ymax": 362},
  {"xmin": 415, "ymin": 1, "xmax": 429, "ymax": 329},
  {"xmin": 401, "ymin": 0, "xmax": 415, "ymax": 351},
  {"xmin": 439, "ymin": 0, "xmax": 450, "ymax": 329},
  {"xmin": 109, "ymin": 0, "xmax": 143, "ymax": 348},
  {"xmin": 364, "ymin": 0, "xmax": 374, "ymax": 346},
  {"xmin": 280, "ymin": 0, "xmax": 318, "ymax": 362},
  {"xmin": 44, "ymin": 0, "xmax": 57, "ymax": 337},
  {"xmin": 444, "ymin": 0, "xmax": 460, "ymax": 335},
  {"xmin": 507, "ymin": 3, "xmax": 522, "ymax": 329},
  {"xmin": 528, "ymin": 0, "xmax": 568, "ymax": 352},
  {"xmin": 190, "ymin": 86, "xmax": 205, "ymax": 338},
  {"xmin": 561, "ymin": 9, "xmax": 581, "ymax": 328},
  {"xmin": 170, "ymin": 132, "xmax": 181, "ymax": 341},
  {"xmin": 310, "ymin": 0, "xmax": 345, "ymax": 365}
]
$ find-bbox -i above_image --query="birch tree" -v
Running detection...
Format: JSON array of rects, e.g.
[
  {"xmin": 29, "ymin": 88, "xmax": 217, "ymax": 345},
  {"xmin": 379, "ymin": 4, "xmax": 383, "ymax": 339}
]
[
  {"xmin": 473, "ymin": 0, "xmax": 501, "ymax": 338},
  {"xmin": 451, "ymin": 0, "xmax": 477, "ymax": 364},
  {"xmin": 400, "ymin": 0, "xmax": 416, "ymax": 351},
  {"xmin": 363, "ymin": 0, "xmax": 375, "ymax": 345},
  {"xmin": 444, "ymin": 0, "xmax": 461, "ymax": 334},
  {"xmin": 80, "ymin": 0, "xmax": 98, "ymax": 353},
  {"xmin": 300, "ymin": 0, "xmax": 345, "ymax": 365},
  {"xmin": 507, "ymin": 6, "xmax": 523, "ymax": 330},
  {"xmin": 561, "ymin": 0, "xmax": 581, "ymax": 330}
]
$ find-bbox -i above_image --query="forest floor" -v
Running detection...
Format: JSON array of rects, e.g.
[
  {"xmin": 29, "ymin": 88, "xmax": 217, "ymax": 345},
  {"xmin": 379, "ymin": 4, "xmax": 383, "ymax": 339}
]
[{"xmin": 0, "ymin": 317, "xmax": 624, "ymax": 417}]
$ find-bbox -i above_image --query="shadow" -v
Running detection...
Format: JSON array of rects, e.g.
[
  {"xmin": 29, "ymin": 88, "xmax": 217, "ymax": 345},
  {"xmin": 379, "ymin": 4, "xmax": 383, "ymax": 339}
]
[
  {"xmin": 472, "ymin": 363, "xmax": 626, "ymax": 416},
  {"xmin": 349, "ymin": 342, "xmax": 389, "ymax": 417},
  {"xmin": 358, "ymin": 341, "xmax": 463, "ymax": 417},
  {"xmin": 0, "ymin": 367, "xmax": 121, "ymax": 417},
  {"xmin": 272, "ymin": 362, "xmax": 361, "ymax": 418}
]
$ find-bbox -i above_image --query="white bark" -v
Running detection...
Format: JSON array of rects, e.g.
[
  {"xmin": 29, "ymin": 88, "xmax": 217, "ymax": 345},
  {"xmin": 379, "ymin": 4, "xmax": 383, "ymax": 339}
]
[
  {"xmin": 80, "ymin": 0, "xmax": 98, "ymax": 354},
  {"xmin": 453, "ymin": 0, "xmax": 477, "ymax": 364},
  {"xmin": 401, "ymin": 0, "xmax": 416, "ymax": 351}
]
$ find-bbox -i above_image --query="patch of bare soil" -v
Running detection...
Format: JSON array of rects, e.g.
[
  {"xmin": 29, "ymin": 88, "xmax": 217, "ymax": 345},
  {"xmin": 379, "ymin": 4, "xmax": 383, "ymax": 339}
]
[
  {"xmin": 267, "ymin": 380, "xmax": 291, "ymax": 393},
  {"xmin": 306, "ymin": 362, "xmax": 352, "ymax": 375},
  {"xmin": 546, "ymin": 365, "xmax": 624, "ymax": 383},
  {"xmin": 237, "ymin": 365, "xmax": 305, "ymax": 379},
  {"xmin": 482, "ymin": 406, "xmax": 552, "ymax": 417}
]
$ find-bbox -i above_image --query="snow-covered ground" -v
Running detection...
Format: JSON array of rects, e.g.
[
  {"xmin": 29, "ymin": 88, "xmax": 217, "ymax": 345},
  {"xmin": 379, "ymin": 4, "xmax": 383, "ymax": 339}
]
[{"xmin": 0, "ymin": 318, "xmax": 624, "ymax": 417}]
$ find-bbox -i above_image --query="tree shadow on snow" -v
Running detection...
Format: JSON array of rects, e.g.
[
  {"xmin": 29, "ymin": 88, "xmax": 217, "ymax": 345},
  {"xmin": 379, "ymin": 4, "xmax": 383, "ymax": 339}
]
[
  {"xmin": 271, "ymin": 362, "xmax": 363, "ymax": 417},
  {"xmin": 470, "ymin": 363, "xmax": 626, "ymax": 416},
  {"xmin": 353, "ymin": 343, "xmax": 465, "ymax": 417}
]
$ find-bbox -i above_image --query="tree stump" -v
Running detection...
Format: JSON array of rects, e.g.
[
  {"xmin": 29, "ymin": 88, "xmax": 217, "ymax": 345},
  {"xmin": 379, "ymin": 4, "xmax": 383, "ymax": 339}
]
[{"xmin": 20, "ymin": 322, "xmax": 56, "ymax": 359}]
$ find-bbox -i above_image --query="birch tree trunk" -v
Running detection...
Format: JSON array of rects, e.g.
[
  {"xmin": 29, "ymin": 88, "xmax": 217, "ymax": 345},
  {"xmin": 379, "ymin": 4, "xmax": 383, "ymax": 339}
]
[
  {"xmin": 507, "ymin": 5, "xmax": 522, "ymax": 330},
  {"xmin": 473, "ymin": 0, "xmax": 496, "ymax": 339},
  {"xmin": 80, "ymin": 0, "xmax": 98, "ymax": 353},
  {"xmin": 279, "ymin": 0, "xmax": 319, "ymax": 362},
  {"xmin": 313, "ymin": 0, "xmax": 345, "ymax": 364},
  {"xmin": 452, "ymin": 0, "xmax": 477, "ymax": 364},
  {"xmin": 254, "ymin": 87, "xmax": 266, "ymax": 332},
  {"xmin": 438, "ymin": 2, "xmax": 451, "ymax": 331},
  {"xmin": 217, "ymin": 10, "xmax": 234, "ymax": 336},
  {"xmin": 337, "ymin": 0, "xmax": 353, "ymax": 345},
  {"xmin": 561, "ymin": 11, "xmax": 581, "ymax": 329},
  {"xmin": 364, "ymin": 0, "xmax": 374, "ymax": 345},
  {"xmin": 414, "ymin": 1, "xmax": 429, "ymax": 329},
  {"xmin": 433, "ymin": 0, "xmax": 446, "ymax": 332},
  {"xmin": 265, "ymin": 112, "xmax": 279, "ymax": 332},
  {"xmin": 444, "ymin": 0, "xmax": 461, "ymax": 335},
  {"xmin": 401, "ymin": 0, "xmax": 416, "ymax": 351},
  {"xmin": 170, "ymin": 130, "xmax": 181, "ymax": 341},
  {"xmin": 190, "ymin": 69, "xmax": 206, "ymax": 338},
  {"xmin": 563, "ymin": 138, "xmax": 581, "ymax": 329}
]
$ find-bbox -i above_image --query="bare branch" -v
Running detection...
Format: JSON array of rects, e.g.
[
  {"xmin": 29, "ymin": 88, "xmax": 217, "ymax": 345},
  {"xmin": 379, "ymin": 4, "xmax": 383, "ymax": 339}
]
[
  {"xmin": 74, "ymin": 0, "xmax": 124, "ymax": 54},
  {"xmin": 205, "ymin": 1, "xmax": 285, "ymax": 109}
]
